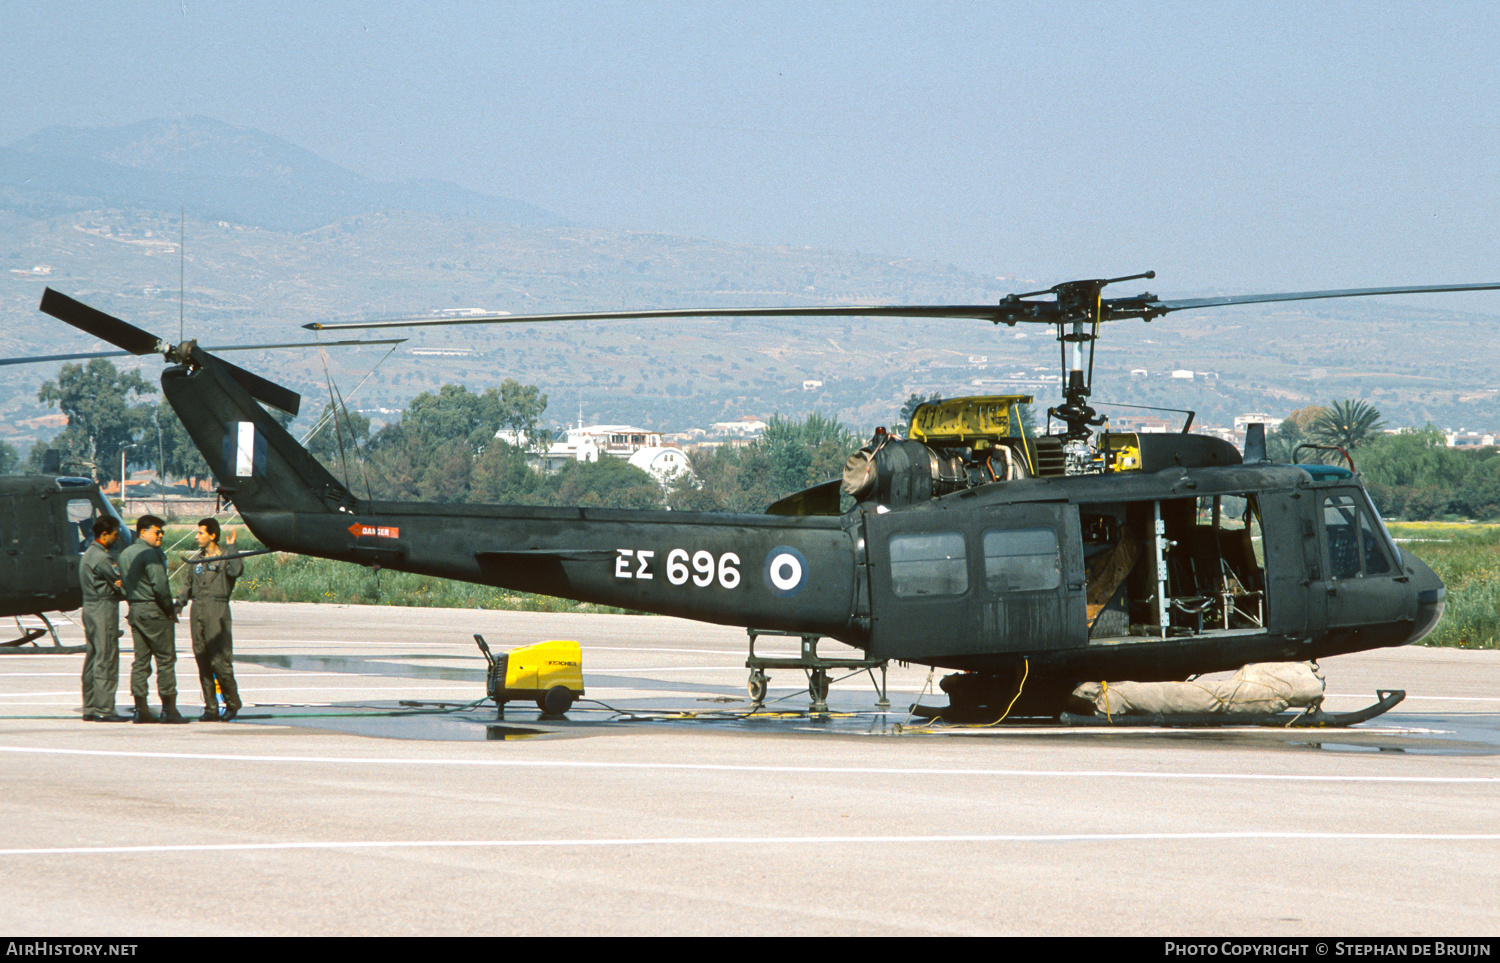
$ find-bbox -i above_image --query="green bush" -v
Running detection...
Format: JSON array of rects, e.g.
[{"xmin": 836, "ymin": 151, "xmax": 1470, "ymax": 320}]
[{"xmin": 1390, "ymin": 524, "xmax": 1500, "ymax": 648}]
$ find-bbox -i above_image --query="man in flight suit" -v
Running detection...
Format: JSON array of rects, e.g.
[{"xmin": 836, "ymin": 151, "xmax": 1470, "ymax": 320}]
[
  {"xmin": 80, "ymin": 515, "xmax": 128, "ymax": 722},
  {"xmin": 176, "ymin": 518, "xmax": 243, "ymax": 721},
  {"xmin": 120, "ymin": 514, "xmax": 188, "ymax": 724}
]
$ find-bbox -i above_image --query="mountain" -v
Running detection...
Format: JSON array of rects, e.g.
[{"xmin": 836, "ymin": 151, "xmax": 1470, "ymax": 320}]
[
  {"xmin": 0, "ymin": 116, "xmax": 563, "ymax": 232},
  {"xmin": 0, "ymin": 117, "xmax": 1493, "ymax": 442}
]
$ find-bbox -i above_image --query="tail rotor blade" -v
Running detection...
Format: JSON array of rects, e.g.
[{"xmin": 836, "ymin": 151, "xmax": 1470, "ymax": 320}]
[
  {"xmin": 187, "ymin": 344, "xmax": 302, "ymax": 417},
  {"xmin": 39, "ymin": 288, "xmax": 164, "ymax": 356}
]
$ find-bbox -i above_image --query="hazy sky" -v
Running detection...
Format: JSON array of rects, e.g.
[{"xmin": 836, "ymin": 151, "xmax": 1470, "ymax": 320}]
[{"xmin": 6, "ymin": 1, "xmax": 1499, "ymax": 302}]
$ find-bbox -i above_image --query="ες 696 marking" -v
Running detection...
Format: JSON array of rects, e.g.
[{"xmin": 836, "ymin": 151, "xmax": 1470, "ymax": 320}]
[{"xmin": 615, "ymin": 549, "xmax": 740, "ymax": 589}]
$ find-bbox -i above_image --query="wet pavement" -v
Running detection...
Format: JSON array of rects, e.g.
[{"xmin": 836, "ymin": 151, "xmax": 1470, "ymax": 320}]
[{"xmin": 2, "ymin": 601, "xmax": 1498, "ymax": 935}]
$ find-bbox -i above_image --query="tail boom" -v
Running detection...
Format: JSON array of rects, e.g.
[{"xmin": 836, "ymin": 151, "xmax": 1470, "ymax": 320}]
[{"xmin": 160, "ymin": 357, "xmax": 866, "ymax": 643}]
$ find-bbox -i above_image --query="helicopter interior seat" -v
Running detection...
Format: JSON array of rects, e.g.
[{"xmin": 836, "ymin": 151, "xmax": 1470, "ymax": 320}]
[
  {"xmin": 1165, "ymin": 524, "xmax": 1266, "ymax": 632},
  {"xmin": 1326, "ymin": 521, "xmax": 1362, "ymax": 581},
  {"xmin": 1217, "ymin": 529, "xmax": 1267, "ymax": 629}
]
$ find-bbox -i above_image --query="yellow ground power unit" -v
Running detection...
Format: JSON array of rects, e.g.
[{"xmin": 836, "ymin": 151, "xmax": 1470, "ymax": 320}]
[{"xmin": 473, "ymin": 635, "xmax": 584, "ymax": 716}]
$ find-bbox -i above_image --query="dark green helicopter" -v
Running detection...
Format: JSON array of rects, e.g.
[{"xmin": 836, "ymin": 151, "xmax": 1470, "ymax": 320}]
[{"xmin": 32, "ymin": 275, "xmax": 1496, "ymax": 719}]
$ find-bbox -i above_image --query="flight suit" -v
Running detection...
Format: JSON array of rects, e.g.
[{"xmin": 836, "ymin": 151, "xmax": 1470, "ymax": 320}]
[
  {"xmin": 120, "ymin": 538, "xmax": 177, "ymax": 701},
  {"xmin": 79, "ymin": 541, "xmax": 124, "ymax": 716},
  {"xmin": 176, "ymin": 551, "xmax": 243, "ymax": 716}
]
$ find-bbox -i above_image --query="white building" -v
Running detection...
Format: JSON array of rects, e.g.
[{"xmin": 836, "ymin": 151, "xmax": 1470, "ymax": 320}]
[
  {"xmin": 627, "ymin": 446, "xmax": 694, "ymax": 484},
  {"xmin": 1234, "ymin": 413, "xmax": 1284, "ymax": 432},
  {"xmin": 710, "ymin": 418, "xmax": 768, "ymax": 438}
]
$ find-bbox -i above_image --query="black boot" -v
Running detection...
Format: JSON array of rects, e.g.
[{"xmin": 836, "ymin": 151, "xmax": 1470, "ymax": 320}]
[
  {"xmin": 199, "ymin": 707, "xmax": 220, "ymax": 722},
  {"xmin": 159, "ymin": 695, "xmax": 189, "ymax": 725},
  {"xmin": 133, "ymin": 697, "xmax": 159, "ymax": 724}
]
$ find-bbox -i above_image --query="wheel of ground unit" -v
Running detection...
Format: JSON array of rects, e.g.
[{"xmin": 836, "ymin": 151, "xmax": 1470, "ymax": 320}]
[
  {"xmin": 747, "ymin": 669, "xmax": 768, "ymax": 703},
  {"xmin": 538, "ymin": 685, "xmax": 574, "ymax": 715}
]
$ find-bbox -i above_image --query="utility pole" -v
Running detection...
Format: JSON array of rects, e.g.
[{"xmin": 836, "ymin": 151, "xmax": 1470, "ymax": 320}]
[
  {"xmin": 120, "ymin": 443, "xmax": 138, "ymax": 514},
  {"xmin": 155, "ymin": 409, "xmax": 165, "ymax": 505}
]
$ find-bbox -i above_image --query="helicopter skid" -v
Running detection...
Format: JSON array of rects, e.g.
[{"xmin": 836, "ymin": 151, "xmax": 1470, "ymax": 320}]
[{"xmin": 1, "ymin": 627, "xmax": 47, "ymax": 648}]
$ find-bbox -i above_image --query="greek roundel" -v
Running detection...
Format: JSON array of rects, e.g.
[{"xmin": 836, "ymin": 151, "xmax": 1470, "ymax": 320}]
[{"xmin": 763, "ymin": 546, "xmax": 809, "ymax": 598}]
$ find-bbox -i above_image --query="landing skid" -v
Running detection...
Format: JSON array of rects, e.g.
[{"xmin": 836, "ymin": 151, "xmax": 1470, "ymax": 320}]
[
  {"xmin": 912, "ymin": 689, "xmax": 1407, "ymax": 728},
  {"xmin": 2, "ymin": 627, "xmax": 46, "ymax": 648},
  {"xmin": 0, "ymin": 614, "xmax": 85, "ymax": 654}
]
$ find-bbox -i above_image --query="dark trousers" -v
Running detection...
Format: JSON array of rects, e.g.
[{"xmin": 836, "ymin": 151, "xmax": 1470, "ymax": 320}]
[
  {"xmin": 81, "ymin": 601, "xmax": 120, "ymax": 714},
  {"xmin": 128, "ymin": 608, "xmax": 177, "ymax": 699},
  {"xmin": 189, "ymin": 599, "xmax": 240, "ymax": 713}
]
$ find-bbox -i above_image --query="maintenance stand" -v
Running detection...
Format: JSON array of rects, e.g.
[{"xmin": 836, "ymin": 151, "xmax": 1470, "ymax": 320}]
[{"xmin": 745, "ymin": 628, "xmax": 889, "ymax": 713}]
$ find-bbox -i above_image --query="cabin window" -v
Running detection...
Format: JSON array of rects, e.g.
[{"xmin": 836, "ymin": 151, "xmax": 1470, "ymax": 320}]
[
  {"xmin": 890, "ymin": 531, "xmax": 968, "ymax": 597},
  {"xmin": 1323, "ymin": 494, "xmax": 1393, "ymax": 578},
  {"xmin": 982, "ymin": 527, "xmax": 1060, "ymax": 593}
]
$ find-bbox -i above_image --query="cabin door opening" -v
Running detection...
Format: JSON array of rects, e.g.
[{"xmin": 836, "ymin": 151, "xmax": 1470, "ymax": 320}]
[{"xmin": 1083, "ymin": 494, "xmax": 1268, "ymax": 641}]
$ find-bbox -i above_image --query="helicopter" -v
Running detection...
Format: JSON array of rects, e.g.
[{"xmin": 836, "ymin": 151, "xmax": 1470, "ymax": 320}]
[{"xmin": 30, "ymin": 274, "xmax": 1497, "ymax": 719}]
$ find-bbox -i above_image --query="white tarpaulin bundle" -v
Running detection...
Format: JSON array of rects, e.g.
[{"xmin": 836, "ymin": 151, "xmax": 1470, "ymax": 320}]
[{"xmin": 1071, "ymin": 662, "xmax": 1326, "ymax": 717}]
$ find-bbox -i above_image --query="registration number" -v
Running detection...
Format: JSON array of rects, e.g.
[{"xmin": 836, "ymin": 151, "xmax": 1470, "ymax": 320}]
[{"xmin": 615, "ymin": 549, "xmax": 741, "ymax": 589}]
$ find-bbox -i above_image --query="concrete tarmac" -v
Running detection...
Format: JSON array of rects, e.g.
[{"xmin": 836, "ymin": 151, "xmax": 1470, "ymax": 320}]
[{"xmin": 1, "ymin": 602, "xmax": 1497, "ymax": 936}]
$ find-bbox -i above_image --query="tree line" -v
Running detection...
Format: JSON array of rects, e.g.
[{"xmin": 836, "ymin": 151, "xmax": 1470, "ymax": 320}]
[{"xmin": 323, "ymin": 384, "xmax": 866, "ymax": 512}]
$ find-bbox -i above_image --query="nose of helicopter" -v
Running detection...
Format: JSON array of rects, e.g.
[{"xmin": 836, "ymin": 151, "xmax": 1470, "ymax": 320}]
[{"xmin": 1400, "ymin": 548, "xmax": 1446, "ymax": 643}]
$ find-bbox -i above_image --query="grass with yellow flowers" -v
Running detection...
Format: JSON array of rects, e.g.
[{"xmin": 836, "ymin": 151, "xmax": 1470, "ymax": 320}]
[{"xmin": 1387, "ymin": 522, "xmax": 1500, "ymax": 648}]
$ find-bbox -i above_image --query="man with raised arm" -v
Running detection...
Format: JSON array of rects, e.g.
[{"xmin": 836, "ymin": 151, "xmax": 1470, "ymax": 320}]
[{"xmin": 176, "ymin": 518, "xmax": 244, "ymax": 722}]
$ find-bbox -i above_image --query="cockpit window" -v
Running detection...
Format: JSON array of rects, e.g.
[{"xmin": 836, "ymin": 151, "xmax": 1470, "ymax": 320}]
[
  {"xmin": 65, "ymin": 498, "xmax": 94, "ymax": 553},
  {"xmin": 1323, "ymin": 494, "xmax": 1394, "ymax": 579},
  {"xmin": 64, "ymin": 496, "xmax": 131, "ymax": 553}
]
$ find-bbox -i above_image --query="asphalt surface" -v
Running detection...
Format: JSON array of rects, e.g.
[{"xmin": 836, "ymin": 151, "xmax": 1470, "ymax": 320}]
[{"xmin": 1, "ymin": 601, "xmax": 1497, "ymax": 936}]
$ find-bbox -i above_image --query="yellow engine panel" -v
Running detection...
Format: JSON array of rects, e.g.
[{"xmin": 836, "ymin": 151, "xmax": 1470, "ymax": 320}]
[
  {"xmin": 505, "ymin": 639, "xmax": 584, "ymax": 694},
  {"xmin": 909, "ymin": 394, "xmax": 1033, "ymax": 446}
]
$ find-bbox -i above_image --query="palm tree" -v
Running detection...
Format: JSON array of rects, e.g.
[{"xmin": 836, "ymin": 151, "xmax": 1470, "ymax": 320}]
[{"xmin": 1308, "ymin": 399, "xmax": 1386, "ymax": 455}]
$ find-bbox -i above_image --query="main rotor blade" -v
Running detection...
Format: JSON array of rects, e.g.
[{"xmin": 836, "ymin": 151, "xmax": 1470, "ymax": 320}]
[
  {"xmin": 305, "ymin": 279, "xmax": 1500, "ymax": 332},
  {"xmin": 0, "ymin": 338, "xmax": 407, "ymax": 368},
  {"xmin": 304, "ymin": 304, "xmax": 1010, "ymax": 331},
  {"xmin": 1149, "ymin": 282, "xmax": 1500, "ymax": 314},
  {"xmin": 39, "ymin": 288, "xmax": 164, "ymax": 355}
]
